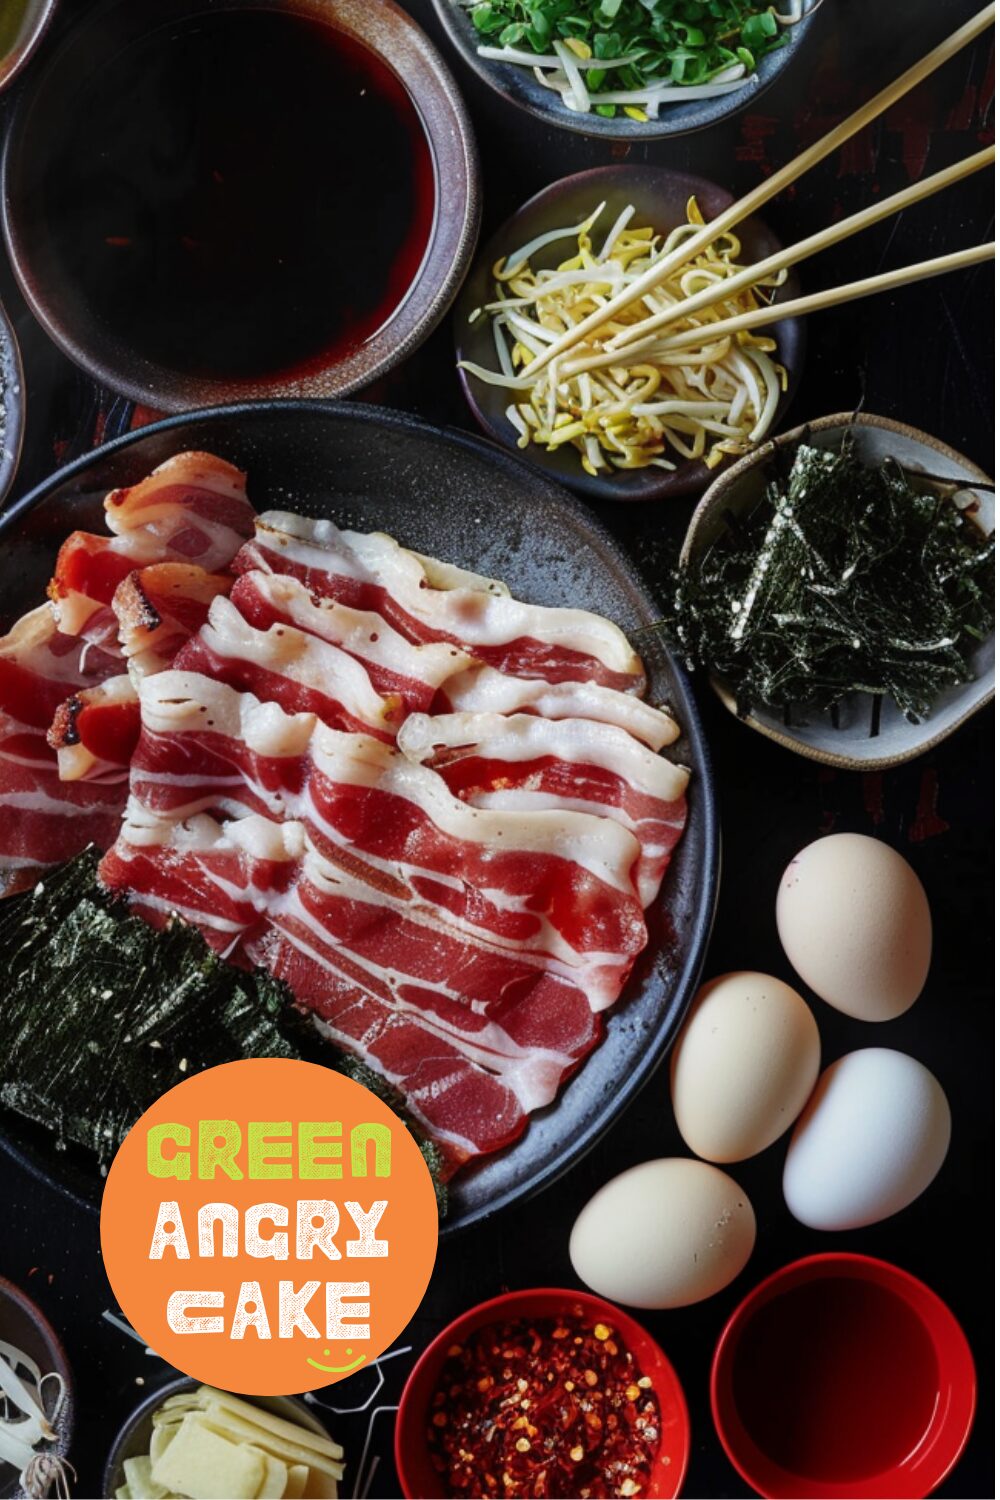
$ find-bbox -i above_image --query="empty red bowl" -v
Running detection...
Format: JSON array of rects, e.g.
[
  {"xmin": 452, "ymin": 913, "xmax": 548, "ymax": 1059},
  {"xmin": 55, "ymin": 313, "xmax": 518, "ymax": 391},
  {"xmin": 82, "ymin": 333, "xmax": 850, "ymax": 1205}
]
[
  {"xmin": 710, "ymin": 1254, "xmax": 976, "ymax": 1499},
  {"xmin": 396, "ymin": 1287, "xmax": 689, "ymax": 1499}
]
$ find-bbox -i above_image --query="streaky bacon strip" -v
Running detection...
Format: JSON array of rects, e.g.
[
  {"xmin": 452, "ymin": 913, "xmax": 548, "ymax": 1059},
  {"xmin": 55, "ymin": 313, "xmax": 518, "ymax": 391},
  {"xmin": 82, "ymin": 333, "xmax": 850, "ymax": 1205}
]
[
  {"xmin": 100, "ymin": 798, "xmax": 601, "ymax": 1169},
  {"xmin": 0, "ymin": 608, "xmax": 126, "ymax": 895},
  {"xmin": 48, "ymin": 673, "xmax": 140, "ymax": 783},
  {"xmin": 99, "ymin": 803, "xmax": 303, "ymax": 955},
  {"xmin": 305, "ymin": 731, "xmax": 645, "ymax": 1003},
  {"xmin": 43, "ymin": 564, "xmax": 237, "ymax": 785},
  {"xmin": 114, "ymin": 563, "xmax": 233, "ymax": 681},
  {"xmin": 49, "ymin": 454, "xmax": 253, "ymax": 638},
  {"xmin": 41, "ymin": 453, "xmax": 254, "ymax": 787},
  {"xmin": 127, "ymin": 672, "xmax": 314, "ymax": 823},
  {"xmin": 232, "ymin": 512, "xmax": 645, "ymax": 692},
  {"xmin": 47, "ymin": 532, "xmax": 137, "ymax": 645},
  {"xmin": 102, "ymin": 451, "xmax": 254, "ymax": 570},
  {"xmin": 254, "ymin": 859, "xmax": 602, "ymax": 1169},
  {"xmin": 125, "ymin": 672, "xmax": 646, "ymax": 1008},
  {"xmin": 437, "ymin": 663, "xmax": 680, "ymax": 750},
  {"xmin": 172, "ymin": 597, "xmax": 403, "ymax": 742},
  {"xmin": 398, "ymin": 712, "xmax": 689, "ymax": 909},
  {"xmin": 229, "ymin": 571, "xmax": 471, "ymax": 714}
]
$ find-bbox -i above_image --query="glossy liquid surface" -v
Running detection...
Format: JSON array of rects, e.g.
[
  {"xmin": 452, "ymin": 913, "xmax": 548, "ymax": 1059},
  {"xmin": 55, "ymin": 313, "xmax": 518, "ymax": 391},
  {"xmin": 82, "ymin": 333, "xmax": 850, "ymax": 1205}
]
[
  {"xmin": 41, "ymin": 10, "xmax": 435, "ymax": 379},
  {"xmin": 731, "ymin": 1277, "xmax": 940, "ymax": 1483}
]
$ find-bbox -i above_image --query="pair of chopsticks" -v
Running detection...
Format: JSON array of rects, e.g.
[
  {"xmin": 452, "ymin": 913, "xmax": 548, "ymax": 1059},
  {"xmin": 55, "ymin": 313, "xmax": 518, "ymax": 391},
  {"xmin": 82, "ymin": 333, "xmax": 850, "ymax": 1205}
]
[{"xmin": 522, "ymin": 4, "xmax": 996, "ymax": 381}]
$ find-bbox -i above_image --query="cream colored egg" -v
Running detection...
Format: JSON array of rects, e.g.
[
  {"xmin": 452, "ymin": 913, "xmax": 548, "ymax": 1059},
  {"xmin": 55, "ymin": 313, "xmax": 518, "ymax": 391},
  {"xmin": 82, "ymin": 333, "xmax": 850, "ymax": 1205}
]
[
  {"xmin": 670, "ymin": 972, "xmax": 821, "ymax": 1162},
  {"xmin": 783, "ymin": 1048, "xmax": 950, "ymax": 1230},
  {"xmin": 569, "ymin": 1157, "xmax": 755, "ymax": 1309},
  {"xmin": 776, "ymin": 833, "xmax": 932, "ymax": 1021}
]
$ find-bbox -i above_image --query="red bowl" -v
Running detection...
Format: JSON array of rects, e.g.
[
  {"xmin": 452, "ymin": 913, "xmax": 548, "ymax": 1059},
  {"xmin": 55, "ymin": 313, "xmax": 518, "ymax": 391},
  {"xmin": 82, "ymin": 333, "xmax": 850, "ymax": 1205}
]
[
  {"xmin": 396, "ymin": 1287, "xmax": 689, "ymax": 1499},
  {"xmin": 710, "ymin": 1254, "xmax": 976, "ymax": 1499}
]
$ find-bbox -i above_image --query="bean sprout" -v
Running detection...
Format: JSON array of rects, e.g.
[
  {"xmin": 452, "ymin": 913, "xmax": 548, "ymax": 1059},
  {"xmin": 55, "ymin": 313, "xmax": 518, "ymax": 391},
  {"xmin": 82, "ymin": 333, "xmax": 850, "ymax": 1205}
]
[{"xmin": 460, "ymin": 198, "xmax": 788, "ymax": 477}]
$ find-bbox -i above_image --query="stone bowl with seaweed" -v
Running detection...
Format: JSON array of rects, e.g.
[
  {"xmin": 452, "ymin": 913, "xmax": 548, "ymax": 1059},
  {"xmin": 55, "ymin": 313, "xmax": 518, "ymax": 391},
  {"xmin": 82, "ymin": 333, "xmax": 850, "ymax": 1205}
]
[{"xmin": 676, "ymin": 411, "xmax": 994, "ymax": 770}]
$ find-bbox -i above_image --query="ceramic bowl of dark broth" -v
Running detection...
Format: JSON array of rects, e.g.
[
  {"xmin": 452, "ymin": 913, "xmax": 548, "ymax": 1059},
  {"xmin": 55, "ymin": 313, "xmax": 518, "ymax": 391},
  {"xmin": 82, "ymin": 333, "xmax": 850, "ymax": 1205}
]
[{"xmin": 1, "ymin": 0, "xmax": 479, "ymax": 411}]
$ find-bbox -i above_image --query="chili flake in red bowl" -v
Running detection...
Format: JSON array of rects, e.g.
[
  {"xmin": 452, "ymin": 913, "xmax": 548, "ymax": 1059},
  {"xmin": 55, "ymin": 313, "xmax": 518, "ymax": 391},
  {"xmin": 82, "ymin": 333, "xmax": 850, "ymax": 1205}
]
[{"xmin": 396, "ymin": 1290, "xmax": 688, "ymax": 1500}]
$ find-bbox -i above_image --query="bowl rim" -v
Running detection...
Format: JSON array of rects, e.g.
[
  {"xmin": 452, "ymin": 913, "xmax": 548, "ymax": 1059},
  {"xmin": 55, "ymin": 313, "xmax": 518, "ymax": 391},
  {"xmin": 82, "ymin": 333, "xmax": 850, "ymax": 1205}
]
[
  {"xmin": 709, "ymin": 1252, "xmax": 977, "ymax": 1500},
  {"xmin": 0, "ymin": 297, "xmax": 26, "ymax": 505},
  {"xmin": 100, "ymin": 1374, "xmax": 331, "ymax": 1498},
  {"xmin": 395, "ymin": 1285, "xmax": 691, "ymax": 1499},
  {"xmin": 0, "ymin": 0, "xmax": 59, "ymax": 94},
  {"xmin": 0, "ymin": 1272, "xmax": 75, "ymax": 1478},
  {"xmin": 679, "ymin": 410, "xmax": 996, "ymax": 771},
  {"xmin": 428, "ymin": 0, "xmax": 819, "ymax": 141},
  {"xmin": 0, "ymin": 0, "xmax": 481, "ymax": 412},
  {"xmin": 454, "ymin": 161, "xmax": 805, "ymax": 504}
]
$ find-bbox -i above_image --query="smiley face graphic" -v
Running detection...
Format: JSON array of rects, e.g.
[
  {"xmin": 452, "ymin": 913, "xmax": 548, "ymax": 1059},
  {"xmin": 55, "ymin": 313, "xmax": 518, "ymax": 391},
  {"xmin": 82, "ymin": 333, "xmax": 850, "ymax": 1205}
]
[{"xmin": 305, "ymin": 1346, "xmax": 367, "ymax": 1374}]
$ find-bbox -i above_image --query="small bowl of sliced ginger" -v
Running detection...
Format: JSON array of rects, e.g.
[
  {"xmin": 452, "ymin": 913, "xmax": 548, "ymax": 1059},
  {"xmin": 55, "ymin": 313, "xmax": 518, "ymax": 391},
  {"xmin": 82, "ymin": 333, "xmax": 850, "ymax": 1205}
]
[{"xmin": 103, "ymin": 1380, "xmax": 344, "ymax": 1500}]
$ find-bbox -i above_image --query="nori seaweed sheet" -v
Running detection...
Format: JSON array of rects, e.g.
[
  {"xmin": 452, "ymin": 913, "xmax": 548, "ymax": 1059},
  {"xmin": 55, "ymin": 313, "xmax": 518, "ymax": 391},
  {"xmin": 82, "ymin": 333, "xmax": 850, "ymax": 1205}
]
[
  {"xmin": 0, "ymin": 850, "xmax": 447, "ymax": 1214},
  {"xmin": 672, "ymin": 434, "xmax": 995, "ymax": 722}
]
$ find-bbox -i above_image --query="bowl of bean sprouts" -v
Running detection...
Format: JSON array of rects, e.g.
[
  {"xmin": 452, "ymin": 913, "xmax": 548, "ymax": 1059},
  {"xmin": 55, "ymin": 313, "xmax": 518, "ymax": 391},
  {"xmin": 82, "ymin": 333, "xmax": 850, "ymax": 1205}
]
[
  {"xmin": 454, "ymin": 164, "xmax": 804, "ymax": 502},
  {"xmin": 431, "ymin": 0, "xmax": 821, "ymax": 140}
]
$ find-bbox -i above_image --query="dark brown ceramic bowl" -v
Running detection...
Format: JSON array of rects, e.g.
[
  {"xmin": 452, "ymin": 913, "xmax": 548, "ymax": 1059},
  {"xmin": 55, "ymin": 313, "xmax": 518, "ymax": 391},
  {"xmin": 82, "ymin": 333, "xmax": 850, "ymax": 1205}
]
[
  {"xmin": 0, "ymin": 0, "xmax": 58, "ymax": 94},
  {"xmin": 0, "ymin": 299, "xmax": 25, "ymax": 505},
  {"xmin": 0, "ymin": 1275, "xmax": 74, "ymax": 1499},
  {"xmin": 1, "ymin": 0, "xmax": 479, "ymax": 412},
  {"xmin": 454, "ymin": 164, "xmax": 804, "ymax": 504}
]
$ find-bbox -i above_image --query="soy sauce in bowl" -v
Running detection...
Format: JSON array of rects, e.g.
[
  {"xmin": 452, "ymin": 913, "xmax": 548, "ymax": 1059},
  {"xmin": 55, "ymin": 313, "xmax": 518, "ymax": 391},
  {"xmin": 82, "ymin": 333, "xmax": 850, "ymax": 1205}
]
[
  {"xmin": 40, "ymin": 9, "xmax": 434, "ymax": 380},
  {"xmin": 2, "ymin": 0, "xmax": 477, "ymax": 410}
]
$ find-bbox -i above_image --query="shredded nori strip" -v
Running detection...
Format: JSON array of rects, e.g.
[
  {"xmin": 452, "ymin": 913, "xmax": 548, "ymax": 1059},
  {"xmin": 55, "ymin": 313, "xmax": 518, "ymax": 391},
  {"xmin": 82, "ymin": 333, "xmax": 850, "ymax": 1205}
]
[
  {"xmin": 0, "ymin": 850, "xmax": 447, "ymax": 1214},
  {"xmin": 671, "ymin": 433, "xmax": 995, "ymax": 722}
]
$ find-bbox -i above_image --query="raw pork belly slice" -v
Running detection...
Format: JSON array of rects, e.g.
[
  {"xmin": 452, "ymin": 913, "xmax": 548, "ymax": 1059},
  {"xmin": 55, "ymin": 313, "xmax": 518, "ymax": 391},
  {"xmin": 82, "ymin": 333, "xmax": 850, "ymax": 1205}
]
[
  {"xmin": 0, "ymin": 453, "xmax": 256, "ymax": 891},
  {"xmin": 233, "ymin": 512, "xmax": 645, "ymax": 691},
  {"xmin": 228, "ymin": 571, "xmax": 470, "ymax": 714},
  {"xmin": 398, "ymin": 712, "xmax": 689, "ymax": 908},
  {"xmin": 437, "ymin": 663, "xmax": 680, "ymax": 751},
  {"xmin": 102, "ymin": 451, "xmax": 255, "ymax": 571},
  {"xmin": 49, "ymin": 453, "xmax": 253, "ymax": 639},
  {"xmin": 0, "ymin": 608, "xmax": 126, "ymax": 895},
  {"xmin": 126, "ymin": 673, "xmax": 646, "ymax": 1009},
  {"xmin": 101, "ymin": 797, "xmax": 602, "ymax": 1166},
  {"xmin": 128, "ymin": 672, "xmax": 314, "ymax": 823},
  {"xmin": 304, "ymin": 728, "xmax": 646, "ymax": 1008},
  {"xmin": 252, "ymin": 852, "xmax": 602, "ymax": 1165},
  {"xmin": 172, "ymin": 596, "xmax": 404, "ymax": 741},
  {"xmin": 100, "ymin": 803, "xmax": 303, "ymax": 955},
  {"xmin": 48, "ymin": 673, "xmax": 141, "ymax": 783},
  {"xmin": 43, "ymin": 565, "xmax": 236, "ymax": 785},
  {"xmin": 114, "ymin": 563, "xmax": 234, "ymax": 681}
]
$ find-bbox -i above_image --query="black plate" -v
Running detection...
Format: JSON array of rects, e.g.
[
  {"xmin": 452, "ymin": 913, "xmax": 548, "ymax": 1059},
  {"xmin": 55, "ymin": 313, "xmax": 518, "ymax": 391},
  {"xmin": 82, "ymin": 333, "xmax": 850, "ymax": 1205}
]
[{"xmin": 0, "ymin": 401, "xmax": 718, "ymax": 1234}]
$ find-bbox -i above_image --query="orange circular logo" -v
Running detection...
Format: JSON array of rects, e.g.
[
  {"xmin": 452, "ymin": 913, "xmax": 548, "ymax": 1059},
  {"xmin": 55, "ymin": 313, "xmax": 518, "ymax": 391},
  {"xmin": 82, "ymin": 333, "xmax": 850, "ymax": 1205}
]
[{"xmin": 100, "ymin": 1058, "xmax": 439, "ymax": 1394}]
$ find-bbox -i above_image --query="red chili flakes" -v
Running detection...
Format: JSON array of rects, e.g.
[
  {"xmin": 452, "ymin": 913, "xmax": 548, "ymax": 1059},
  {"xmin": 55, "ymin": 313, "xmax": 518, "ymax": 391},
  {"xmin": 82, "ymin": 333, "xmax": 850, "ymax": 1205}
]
[{"xmin": 424, "ymin": 1308, "xmax": 661, "ymax": 1498}]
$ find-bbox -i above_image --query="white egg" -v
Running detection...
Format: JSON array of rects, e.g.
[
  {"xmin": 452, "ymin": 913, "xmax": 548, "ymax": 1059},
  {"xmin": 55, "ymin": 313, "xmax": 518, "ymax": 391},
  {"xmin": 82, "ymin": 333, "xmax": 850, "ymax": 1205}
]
[
  {"xmin": 671, "ymin": 972, "xmax": 820, "ymax": 1163},
  {"xmin": 783, "ymin": 1048, "xmax": 951, "ymax": 1231},
  {"xmin": 776, "ymin": 833, "xmax": 932, "ymax": 1021},
  {"xmin": 569, "ymin": 1157, "xmax": 755, "ymax": 1309}
]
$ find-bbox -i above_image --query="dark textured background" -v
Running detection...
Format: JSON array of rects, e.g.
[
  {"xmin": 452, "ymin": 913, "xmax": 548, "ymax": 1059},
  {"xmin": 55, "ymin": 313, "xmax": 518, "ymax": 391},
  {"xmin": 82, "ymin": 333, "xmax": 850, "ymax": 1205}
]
[{"xmin": 0, "ymin": 0, "xmax": 994, "ymax": 1496}]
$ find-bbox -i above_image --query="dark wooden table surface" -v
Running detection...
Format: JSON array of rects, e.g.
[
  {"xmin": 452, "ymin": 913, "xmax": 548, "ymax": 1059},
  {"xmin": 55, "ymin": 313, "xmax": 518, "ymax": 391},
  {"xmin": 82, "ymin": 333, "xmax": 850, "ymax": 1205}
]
[{"xmin": 0, "ymin": 1, "xmax": 994, "ymax": 1496}]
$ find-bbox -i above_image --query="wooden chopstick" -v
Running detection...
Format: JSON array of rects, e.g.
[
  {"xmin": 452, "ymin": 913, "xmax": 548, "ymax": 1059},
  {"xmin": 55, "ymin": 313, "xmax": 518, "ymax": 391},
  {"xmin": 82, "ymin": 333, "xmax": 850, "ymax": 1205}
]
[
  {"xmin": 588, "ymin": 243, "xmax": 996, "ymax": 360},
  {"xmin": 519, "ymin": 3, "xmax": 995, "ymax": 378},
  {"xmin": 599, "ymin": 146, "xmax": 996, "ymax": 361}
]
